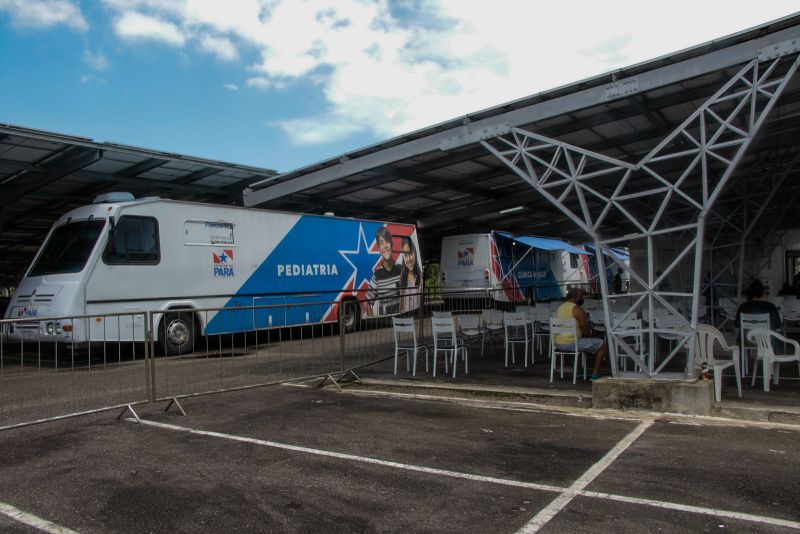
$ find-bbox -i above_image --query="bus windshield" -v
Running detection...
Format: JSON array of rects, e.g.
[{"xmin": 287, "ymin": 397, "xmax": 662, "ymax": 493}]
[{"xmin": 28, "ymin": 218, "xmax": 106, "ymax": 277}]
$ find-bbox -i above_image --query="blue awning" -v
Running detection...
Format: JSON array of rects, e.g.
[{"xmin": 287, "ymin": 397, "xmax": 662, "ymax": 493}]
[
  {"xmin": 514, "ymin": 236, "xmax": 588, "ymax": 255},
  {"xmin": 583, "ymin": 243, "xmax": 630, "ymax": 261}
]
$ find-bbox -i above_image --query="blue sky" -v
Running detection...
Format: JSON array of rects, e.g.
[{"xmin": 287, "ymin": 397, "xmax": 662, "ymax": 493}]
[{"xmin": 1, "ymin": 1, "xmax": 798, "ymax": 173}]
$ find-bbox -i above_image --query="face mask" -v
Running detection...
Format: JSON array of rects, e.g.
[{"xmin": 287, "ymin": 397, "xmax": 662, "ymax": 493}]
[{"xmin": 576, "ymin": 297, "xmax": 585, "ymax": 306}]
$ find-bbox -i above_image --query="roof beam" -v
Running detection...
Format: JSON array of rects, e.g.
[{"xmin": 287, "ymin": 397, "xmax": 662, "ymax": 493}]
[{"xmin": 3, "ymin": 147, "xmax": 102, "ymax": 206}]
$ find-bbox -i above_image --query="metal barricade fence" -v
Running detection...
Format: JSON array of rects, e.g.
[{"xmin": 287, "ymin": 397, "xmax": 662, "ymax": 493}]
[
  {"xmin": 0, "ymin": 284, "xmax": 575, "ymax": 429},
  {"xmin": 151, "ymin": 300, "xmax": 353, "ymax": 401},
  {"xmin": 0, "ymin": 310, "xmax": 150, "ymax": 429}
]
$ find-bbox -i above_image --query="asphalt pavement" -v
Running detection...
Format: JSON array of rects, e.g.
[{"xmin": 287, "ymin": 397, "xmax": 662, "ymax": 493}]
[{"xmin": 0, "ymin": 383, "xmax": 798, "ymax": 533}]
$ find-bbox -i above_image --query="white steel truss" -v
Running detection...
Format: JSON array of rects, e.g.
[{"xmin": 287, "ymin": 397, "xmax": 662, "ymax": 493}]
[{"xmin": 480, "ymin": 53, "xmax": 800, "ymax": 378}]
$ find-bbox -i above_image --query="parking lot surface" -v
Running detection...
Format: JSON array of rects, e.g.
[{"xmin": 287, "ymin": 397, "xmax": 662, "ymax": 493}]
[{"xmin": 0, "ymin": 384, "xmax": 798, "ymax": 533}]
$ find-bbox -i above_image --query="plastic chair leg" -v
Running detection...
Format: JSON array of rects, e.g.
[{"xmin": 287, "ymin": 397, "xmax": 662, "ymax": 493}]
[{"xmin": 713, "ymin": 371, "xmax": 722, "ymax": 402}]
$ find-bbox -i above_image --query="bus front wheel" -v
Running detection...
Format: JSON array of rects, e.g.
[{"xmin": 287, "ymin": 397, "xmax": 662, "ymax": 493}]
[
  {"xmin": 160, "ymin": 312, "xmax": 196, "ymax": 355},
  {"xmin": 342, "ymin": 300, "xmax": 359, "ymax": 333}
]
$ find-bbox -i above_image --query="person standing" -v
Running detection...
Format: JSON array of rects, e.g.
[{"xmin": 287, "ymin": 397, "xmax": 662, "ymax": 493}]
[
  {"xmin": 555, "ymin": 288, "xmax": 608, "ymax": 380},
  {"xmin": 613, "ymin": 268, "xmax": 623, "ymax": 294}
]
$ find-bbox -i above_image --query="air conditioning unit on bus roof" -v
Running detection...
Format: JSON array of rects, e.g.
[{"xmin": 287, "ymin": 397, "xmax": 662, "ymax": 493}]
[{"xmin": 93, "ymin": 192, "xmax": 136, "ymax": 204}]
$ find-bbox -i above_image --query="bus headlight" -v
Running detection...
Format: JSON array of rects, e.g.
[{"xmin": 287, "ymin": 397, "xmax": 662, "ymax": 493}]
[{"xmin": 45, "ymin": 322, "xmax": 64, "ymax": 335}]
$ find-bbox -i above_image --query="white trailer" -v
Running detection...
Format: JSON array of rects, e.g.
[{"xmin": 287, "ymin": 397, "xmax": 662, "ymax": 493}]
[
  {"xmin": 439, "ymin": 232, "xmax": 588, "ymax": 302},
  {"xmin": 3, "ymin": 194, "xmax": 421, "ymax": 353}
]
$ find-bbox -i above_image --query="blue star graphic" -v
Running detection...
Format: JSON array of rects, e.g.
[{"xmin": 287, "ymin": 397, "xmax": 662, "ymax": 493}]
[
  {"xmin": 339, "ymin": 224, "xmax": 381, "ymax": 289},
  {"xmin": 219, "ymin": 252, "xmax": 228, "ymax": 263}
]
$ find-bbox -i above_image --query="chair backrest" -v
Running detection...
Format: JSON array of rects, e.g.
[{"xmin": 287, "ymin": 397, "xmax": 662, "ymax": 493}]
[
  {"xmin": 503, "ymin": 311, "xmax": 527, "ymax": 327},
  {"xmin": 740, "ymin": 313, "xmax": 770, "ymax": 347},
  {"xmin": 432, "ymin": 310, "xmax": 453, "ymax": 318},
  {"xmin": 516, "ymin": 305, "xmax": 534, "ymax": 316},
  {"xmin": 549, "ymin": 317, "xmax": 577, "ymax": 336},
  {"xmin": 458, "ymin": 313, "xmax": 481, "ymax": 331},
  {"xmin": 392, "ymin": 316, "xmax": 417, "ymax": 346},
  {"xmin": 616, "ymin": 315, "xmax": 642, "ymax": 330},
  {"xmin": 695, "ymin": 323, "xmax": 725, "ymax": 367},
  {"xmin": 531, "ymin": 306, "xmax": 552, "ymax": 322},
  {"xmin": 482, "ymin": 309, "xmax": 504, "ymax": 327},
  {"xmin": 432, "ymin": 316, "xmax": 458, "ymax": 347},
  {"xmin": 783, "ymin": 297, "xmax": 800, "ymax": 320},
  {"xmin": 549, "ymin": 317, "xmax": 577, "ymax": 351}
]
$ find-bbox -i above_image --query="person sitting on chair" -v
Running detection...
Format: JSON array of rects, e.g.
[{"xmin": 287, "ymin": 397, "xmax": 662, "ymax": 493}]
[
  {"xmin": 555, "ymin": 288, "xmax": 609, "ymax": 380},
  {"xmin": 734, "ymin": 279, "xmax": 781, "ymax": 331}
]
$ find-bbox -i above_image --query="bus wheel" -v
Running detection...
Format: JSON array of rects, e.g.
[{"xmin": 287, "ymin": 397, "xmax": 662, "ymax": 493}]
[
  {"xmin": 342, "ymin": 300, "xmax": 359, "ymax": 333},
  {"xmin": 161, "ymin": 312, "xmax": 196, "ymax": 355}
]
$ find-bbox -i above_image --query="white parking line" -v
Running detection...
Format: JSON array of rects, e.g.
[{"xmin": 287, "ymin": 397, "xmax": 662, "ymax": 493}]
[
  {"xmin": 515, "ymin": 420, "xmax": 653, "ymax": 533},
  {"xmin": 129, "ymin": 418, "xmax": 800, "ymax": 530},
  {"xmin": 0, "ymin": 502, "xmax": 79, "ymax": 534}
]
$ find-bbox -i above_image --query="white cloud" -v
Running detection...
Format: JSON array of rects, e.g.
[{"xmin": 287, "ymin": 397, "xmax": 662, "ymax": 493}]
[
  {"xmin": 96, "ymin": 0, "xmax": 800, "ymax": 147},
  {"xmin": 270, "ymin": 115, "xmax": 364, "ymax": 145},
  {"xmin": 199, "ymin": 34, "xmax": 239, "ymax": 61},
  {"xmin": 0, "ymin": 0, "xmax": 87, "ymax": 31},
  {"xmin": 224, "ymin": 83, "xmax": 239, "ymax": 91},
  {"xmin": 83, "ymin": 49, "xmax": 109, "ymax": 71},
  {"xmin": 246, "ymin": 76, "xmax": 288, "ymax": 91},
  {"xmin": 114, "ymin": 11, "xmax": 186, "ymax": 46},
  {"xmin": 80, "ymin": 74, "xmax": 107, "ymax": 85}
]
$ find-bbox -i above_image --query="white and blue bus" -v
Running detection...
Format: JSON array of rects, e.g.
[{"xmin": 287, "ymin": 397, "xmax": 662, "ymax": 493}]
[{"xmin": 3, "ymin": 193, "xmax": 421, "ymax": 353}]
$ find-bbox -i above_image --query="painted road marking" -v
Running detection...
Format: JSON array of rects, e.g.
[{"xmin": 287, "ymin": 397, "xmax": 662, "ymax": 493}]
[
  {"xmin": 0, "ymin": 502, "xmax": 79, "ymax": 534},
  {"xmin": 515, "ymin": 419, "xmax": 653, "ymax": 534},
  {"xmin": 130, "ymin": 418, "xmax": 800, "ymax": 530}
]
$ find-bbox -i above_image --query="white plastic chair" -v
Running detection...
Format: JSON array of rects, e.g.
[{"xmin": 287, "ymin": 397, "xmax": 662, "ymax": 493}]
[
  {"xmin": 695, "ymin": 324, "xmax": 741, "ymax": 402},
  {"xmin": 655, "ymin": 315, "xmax": 688, "ymax": 355},
  {"xmin": 549, "ymin": 317, "xmax": 587, "ymax": 384},
  {"xmin": 392, "ymin": 317, "xmax": 428, "ymax": 376},
  {"xmin": 431, "ymin": 316, "xmax": 468, "ymax": 378},
  {"xmin": 530, "ymin": 306, "xmax": 552, "ymax": 356},
  {"xmin": 481, "ymin": 309, "xmax": 504, "ymax": 352},
  {"xmin": 781, "ymin": 298, "xmax": 800, "ymax": 335},
  {"xmin": 614, "ymin": 314, "xmax": 644, "ymax": 372},
  {"xmin": 432, "ymin": 310, "xmax": 453, "ymax": 318},
  {"xmin": 739, "ymin": 313, "xmax": 771, "ymax": 376},
  {"xmin": 457, "ymin": 313, "xmax": 486, "ymax": 356},
  {"xmin": 746, "ymin": 329, "xmax": 800, "ymax": 392},
  {"xmin": 503, "ymin": 311, "xmax": 531, "ymax": 367}
]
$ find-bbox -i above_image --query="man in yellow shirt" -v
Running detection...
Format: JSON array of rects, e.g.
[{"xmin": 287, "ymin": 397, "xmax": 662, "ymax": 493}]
[{"xmin": 555, "ymin": 288, "xmax": 608, "ymax": 380}]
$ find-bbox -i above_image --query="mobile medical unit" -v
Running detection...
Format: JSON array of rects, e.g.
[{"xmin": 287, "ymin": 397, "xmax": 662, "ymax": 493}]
[
  {"xmin": 3, "ymin": 193, "xmax": 420, "ymax": 353},
  {"xmin": 439, "ymin": 232, "xmax": 588, "ymax": 303}
]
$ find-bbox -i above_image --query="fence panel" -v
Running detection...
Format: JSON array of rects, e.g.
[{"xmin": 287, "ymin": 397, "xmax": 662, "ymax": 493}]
[{"xmin": 0, "ymin": 311, "xmax": 150, "ymax": 429}]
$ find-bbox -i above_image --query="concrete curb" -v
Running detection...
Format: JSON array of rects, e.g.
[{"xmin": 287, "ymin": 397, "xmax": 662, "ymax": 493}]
[{"xmin": 351, "ymin": 377, "xmax": 800, "ymax": 427}]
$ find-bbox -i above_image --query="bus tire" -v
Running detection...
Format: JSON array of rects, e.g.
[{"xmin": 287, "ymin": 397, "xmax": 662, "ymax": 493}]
[
  {"xmin": 160, "ymin": 311, "xmax": 196, "ymax": 355},
  {"xmin": 342, "ymin": 299, "xmax": 359, "ymax": 333}
]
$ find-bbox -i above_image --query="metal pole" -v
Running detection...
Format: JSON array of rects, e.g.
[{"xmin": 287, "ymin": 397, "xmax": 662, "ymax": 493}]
[
  {"xmin": 687, "ymin": 217, "xmax": 706, "ymax": 377},
  {"xmin": 339, "ymin": 303, "xmax": 345, "ymax": 373},
  {"xmin": 146, "ymin": 311, "xmax": 156, "ymax": 403}
]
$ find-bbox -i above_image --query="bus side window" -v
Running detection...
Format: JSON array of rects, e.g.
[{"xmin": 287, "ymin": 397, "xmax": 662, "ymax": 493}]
[{"xmin": 104, "ymin": 216, "xmax": 160, "ymax": 264}]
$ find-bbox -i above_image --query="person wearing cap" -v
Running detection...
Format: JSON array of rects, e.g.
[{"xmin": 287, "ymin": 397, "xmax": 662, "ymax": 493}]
[{"xmin": 554, "ymin": 287, "xmax": 609, "ymax": 380}]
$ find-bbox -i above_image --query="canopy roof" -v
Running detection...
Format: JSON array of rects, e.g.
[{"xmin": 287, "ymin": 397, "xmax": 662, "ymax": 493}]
[
  {"xmin": 0, "ymin": 124, "xmax": 277, "ymax": 284},
  {"xmin": 243, "ymin": 14, "xmax": 800, "ymax": 262},
  {"xmin": 514, "ymin": 236, "xmax": 588, "ymax": 255}
]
